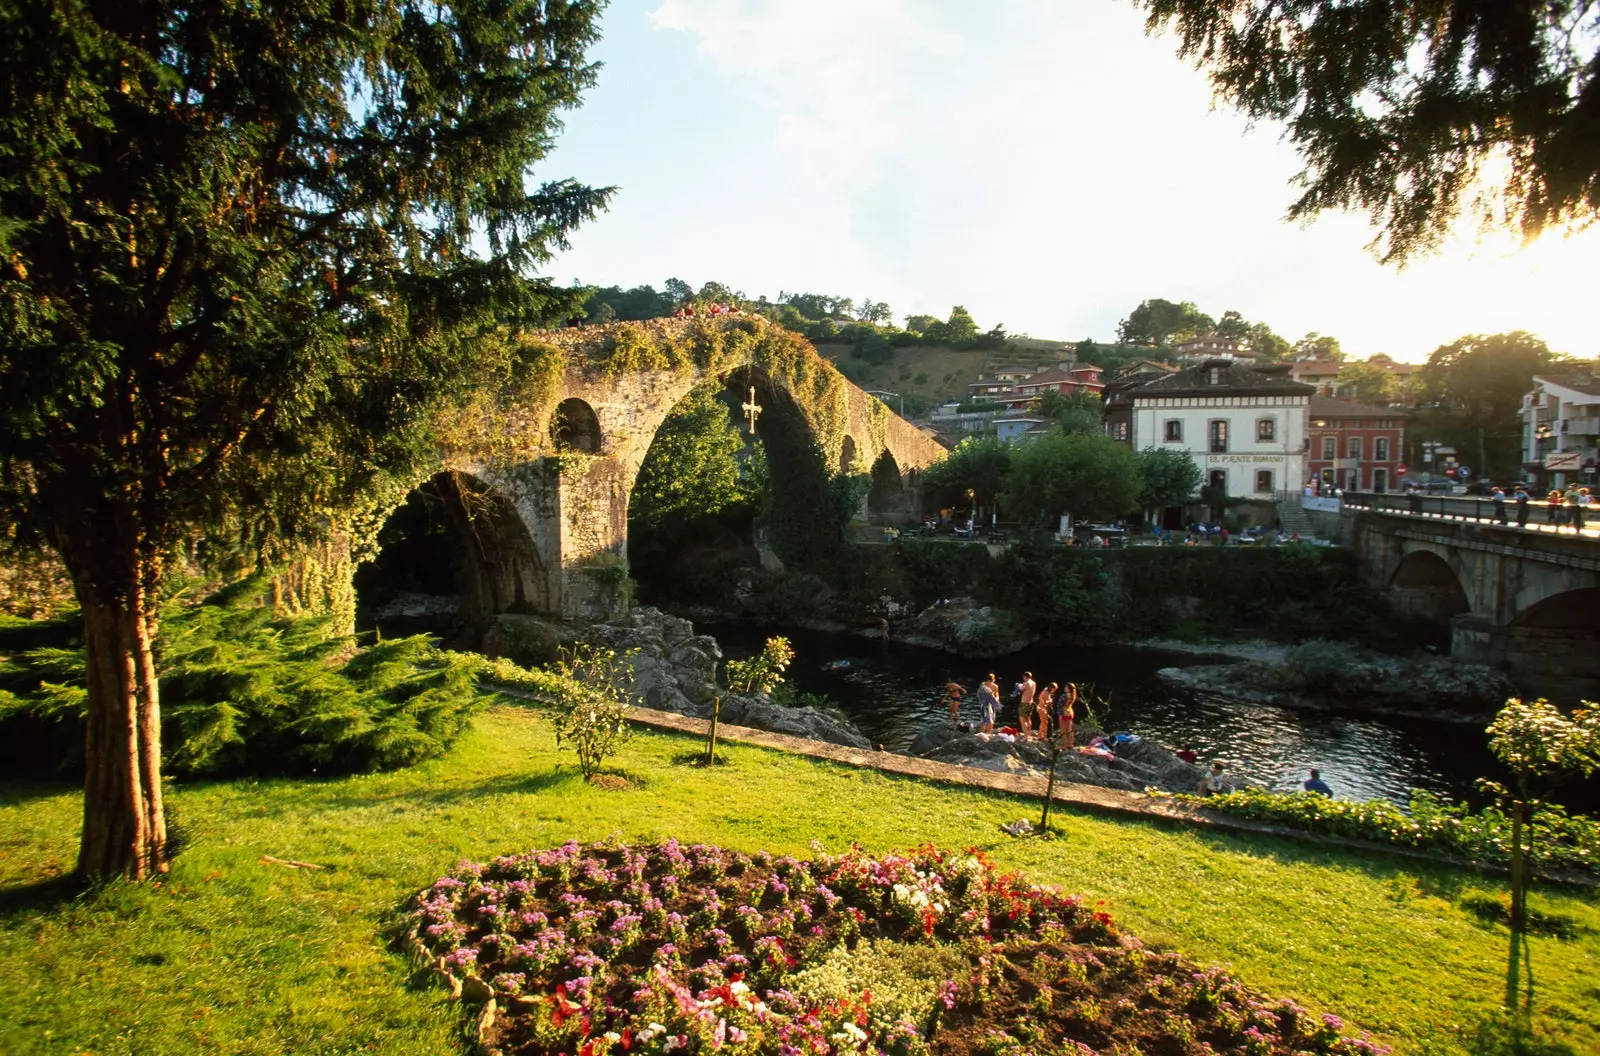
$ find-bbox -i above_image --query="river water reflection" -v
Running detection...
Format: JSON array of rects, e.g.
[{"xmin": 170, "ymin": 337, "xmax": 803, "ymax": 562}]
[{"xmin": 704, "ymin": 622, "xmax": 1503, "ymax": 805}]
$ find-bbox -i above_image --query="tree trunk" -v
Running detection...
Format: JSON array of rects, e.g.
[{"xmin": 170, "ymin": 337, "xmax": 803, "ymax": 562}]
[
  {"xmin": 1508, "ymin": 800, "xmax": 1526, "ymax": 937},
  {"xmin": 76, "ymin": 575, "xmax": 168, "ymax": 880}
]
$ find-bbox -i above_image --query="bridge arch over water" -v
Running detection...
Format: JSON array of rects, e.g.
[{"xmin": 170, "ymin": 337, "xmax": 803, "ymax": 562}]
[
  {"xmin": 358, "ymin": 317, "xmax": 945, "ymax": 624},
  {"xmin": 1349, "ymin": 511, "xmax": 1600, "ymax": 697}
]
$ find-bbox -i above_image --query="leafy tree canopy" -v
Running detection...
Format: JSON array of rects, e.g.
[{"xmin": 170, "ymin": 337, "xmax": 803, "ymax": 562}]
[
  {"xmin": 1336, "ymin": 360, "xmax": 1400, "ymax": 406},
  {"xmin": 1034, "ymin": 390, "xmax": 1105, "ymax": 437},
  {"xmin": 630, "ymin": 383, "xmax": 759, "ymax": 534},
  {"xmin": 1293, "ymin": 333, "xmax": 1344, "ymax": 362},
  {"xmin": 1116, "ymin": 299, "xmax": 1214, "ymax": 346},
  {"xmin": 1140, "ymin": 0, "xmax": 1600, "ymax": 263},
  {"xmin": 1421, "ymin": 331, "xmax": 1560, "ymax": 476},
  {"xmin": 1136, "ymin": 447, "xmax": 1204, "ymax": 513},
  {"xmin": 921, "ymin": 435, "xmax": 1013, "ymax": 508},
  {"xmin": 1002, "ymin": 434, "xmax": 1142, "ymax": 526},
  {"xmin": 0, "ymin": 0, "xmax": 610, "ymax": 878}
]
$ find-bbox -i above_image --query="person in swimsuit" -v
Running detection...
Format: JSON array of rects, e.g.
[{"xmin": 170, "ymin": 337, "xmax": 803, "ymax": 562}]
[
  {"xmin": 1016, "ymin": 672, "xmax": 1037, "ymax": 738},
  {"xmin": 1055, "ymin": 682, "xmax": 1078, "ymax": 749},
  {"xmin": 1034, "ymin": 682, "xmax": 1056, "ymax": 741},
  {"xmin": 944, "ymin": 681, "xmax": 965, "ymax": 727}
]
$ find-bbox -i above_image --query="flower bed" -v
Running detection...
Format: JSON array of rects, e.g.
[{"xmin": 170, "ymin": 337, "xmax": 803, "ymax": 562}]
[{"xmin": 404, "ymin": 840, "xmax": 1386, "ymax": 1056}]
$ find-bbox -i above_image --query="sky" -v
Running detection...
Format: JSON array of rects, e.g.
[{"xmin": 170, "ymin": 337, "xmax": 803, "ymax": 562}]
[{"xmin": 538, "ymin": 0, "xmax": 1599, "ymax": 363}]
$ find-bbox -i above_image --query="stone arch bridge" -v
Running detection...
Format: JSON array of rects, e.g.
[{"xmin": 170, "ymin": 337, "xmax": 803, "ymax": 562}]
[
  {"xmin": 387, "ymin": 316, "xmax": 946, "ymax": 621},
  {"xmin": 1346, "ymin": 511, "xmax": 1600, "ymax": 698}
]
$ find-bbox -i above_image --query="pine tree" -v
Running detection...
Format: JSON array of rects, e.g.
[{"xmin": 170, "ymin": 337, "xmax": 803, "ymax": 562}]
[{"xmin": 0, "ymin": 0, "xmax": 612, "ymax": 879}]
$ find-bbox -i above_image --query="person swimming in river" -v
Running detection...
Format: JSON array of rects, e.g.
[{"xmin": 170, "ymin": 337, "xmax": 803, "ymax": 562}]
[
  {"xmin": 1034, "ymin": 682, "xmax": 1056, "ymax": 741},
  {"xmin": 944, "ymin": 681, "xmax": 965, "ymax": 727},
  {"xmin": 978, "ymin": 673, "xmax": 1001, "ymax": 733}
]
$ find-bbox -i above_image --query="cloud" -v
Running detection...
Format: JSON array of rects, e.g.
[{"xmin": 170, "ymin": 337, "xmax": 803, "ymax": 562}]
[{"xmin": 548, "ymin": 1, "xmax": 1600, "ymax": 358}]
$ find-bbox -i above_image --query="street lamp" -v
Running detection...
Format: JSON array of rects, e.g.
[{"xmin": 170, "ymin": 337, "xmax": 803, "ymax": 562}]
[{"xmin": 867, "ymin": 390, "xmax": 904, "ymax": 416}]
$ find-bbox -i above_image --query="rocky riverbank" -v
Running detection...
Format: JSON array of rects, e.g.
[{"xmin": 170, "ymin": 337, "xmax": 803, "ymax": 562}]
[
  {"xmin": 482, "ymin": 608, "xmax": 873, "ymax": 750},
  {"xmin": 906, "ymin": 724, "xmax": 1219, "ymax": 795},
  {"xmin": 1151, "ymin": 640, "xmax": 1515, "ymax": 724}
]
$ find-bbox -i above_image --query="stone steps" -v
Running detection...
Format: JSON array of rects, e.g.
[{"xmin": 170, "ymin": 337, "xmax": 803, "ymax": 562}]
[{"xmin": 1276, "ymin": 500, "xmax": 1315, "ymax": 536}]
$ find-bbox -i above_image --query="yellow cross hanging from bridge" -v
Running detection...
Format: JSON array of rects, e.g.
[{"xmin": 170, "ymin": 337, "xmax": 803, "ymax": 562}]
[{"xmin": 741, "ymin": 385, "xmax": 762, "ymax": 434}]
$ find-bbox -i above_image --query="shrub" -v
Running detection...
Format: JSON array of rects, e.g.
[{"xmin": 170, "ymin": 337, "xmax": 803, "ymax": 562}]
[
  {"xmin": 0, "ymin": 578, "xmax": 488, "ymax": 776},
  {"xmin": 545, "ymin": 644, "xmax": 636, "ymax": 779},
  {"xmin": 1150, "ymin": 786, "xmax": 1600, "ymax": 877},
  {"xmin": 726, "ymin": 636, "xmax": 795, "ymax": 694}
]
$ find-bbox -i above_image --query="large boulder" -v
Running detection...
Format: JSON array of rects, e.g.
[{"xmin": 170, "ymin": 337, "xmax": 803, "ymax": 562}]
[{"xmin": 717, "ymin": 694, "xmax": 873, "ymax": 750}]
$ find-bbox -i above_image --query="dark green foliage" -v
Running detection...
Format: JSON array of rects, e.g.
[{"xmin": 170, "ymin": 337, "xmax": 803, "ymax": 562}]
[
  {"xmin": 894, "ymin": 539, "xmax": 997, "ymax": 610},
  {"xmin": 1001, "ymin": 433, "xmax": 1142, "ymax": 527},
  {"xmin": 1116, "ymin": 299, "xmax": 1214, "ymax": 346},
  {"xmin": 991, "ymin": 538, "xmax": 1118, "ymax": 637},
  {"xmin": 869, "ymin": 542, "xmax": 1413, "ymax": 647},
  {"xmin": 0, "ymin": 584, "xmax": 488, "ymax": 777},
  {"xmin": 582, "ymin": 284, "xmax": 679, "ymax": 321},
  {"xmin": 921, "ymin": 435, "xmax": 1012, "ymax": 510},
  {"xmin": 1136, "ymin": 447, "xmax": 1204, "ymax": 513},
  {"xmin": 1420, "ymin": 331, "xmax": 1560, "ymax": 478},
  {"xmin": 1140, "ymin": 0, "xmax": 1600, "ymax": 263}
]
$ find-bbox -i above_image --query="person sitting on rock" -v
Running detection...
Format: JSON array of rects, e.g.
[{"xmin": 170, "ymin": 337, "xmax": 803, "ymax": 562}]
[
  {"xmin": 1175, "ymin": 744, "xmax": 1198, "ymax": 764},
  {"xmin": 1198, "ymin": 761, "xmax": 1229, "ymax": 796},
  {"xmin": 1303, "ymin": 768, "xmax": 1332, "ymax": 797}
]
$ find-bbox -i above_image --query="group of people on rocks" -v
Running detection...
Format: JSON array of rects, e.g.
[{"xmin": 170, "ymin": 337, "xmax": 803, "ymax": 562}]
[
  {"xmin": 944, "ymin": 671, "xmax": 1080, "ymax": 748},
  {"xmin": 670, "ymin": 301, "xmax": 741, "ymax": 319},
  {"xmin": 940, "ymin": 677, "xmax": 1338, "ymax": 798}
]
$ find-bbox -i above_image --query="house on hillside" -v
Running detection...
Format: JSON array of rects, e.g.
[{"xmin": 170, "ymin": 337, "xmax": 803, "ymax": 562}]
[
  {"xmin": 1125, "ymin": 359, "xmax": 1313, "ymax": 500},
  {"xmin": 1287, "ymin": 358, "xmax": 1343, "ymax": 394},
  {"xmin": 1174, "ymin": 336, "xmax": 1255, "ymax": 363},
  {"xmin": 966, "ymin": 368, "xmax": 1037, "ymax": 400},
  {"xmin": 1007, "ymin": 363, "xmax": 1105, "ymax": 403},
  {"xmin": 1102, "ymin": 360, "xmax": 1178, "ymax": 442},
  {"xmin": 994, "ymin": 416, "xmax": 1052, "ymax": 442},
  {"xmin": 1304, "ymin": 396, "xmax": 1407, "ymax": 493},
  {"xmin": 1520, "ymin": 366, "xmax": 1600, "ymax": 490}
]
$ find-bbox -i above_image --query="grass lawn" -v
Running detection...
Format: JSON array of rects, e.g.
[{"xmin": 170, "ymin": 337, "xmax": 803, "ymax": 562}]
[{"xmin": 2, "ymin": 705, "xmax": 1597, "ymax": 1056}]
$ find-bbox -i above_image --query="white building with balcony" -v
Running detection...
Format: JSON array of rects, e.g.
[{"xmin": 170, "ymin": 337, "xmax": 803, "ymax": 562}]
[
  {"xmin": 1128, "ymin": 359, "xmax": 1313, "ymax": 499},
  {"xmin": 1521, "ymin": 367, "xmax": 1600, "ymax": 487}
]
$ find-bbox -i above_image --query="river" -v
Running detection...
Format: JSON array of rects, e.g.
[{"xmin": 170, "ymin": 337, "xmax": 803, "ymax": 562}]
[{"xmin": 704, "ymin": 622, "xmax": 1505, "ymax": 806}]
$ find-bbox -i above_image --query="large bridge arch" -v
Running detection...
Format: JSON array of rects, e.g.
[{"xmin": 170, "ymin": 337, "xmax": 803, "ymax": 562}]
[
  {"xmin": 1348, "ymin": 508, "xmax": 1600, "ymax": 696},
  {"xmin": 1387, "ymin": 547, "xmax": 1472, "ymax": 626},
  {"xmin": 354, "ymin": 316, "xmax": 945, "ymax": 623}
]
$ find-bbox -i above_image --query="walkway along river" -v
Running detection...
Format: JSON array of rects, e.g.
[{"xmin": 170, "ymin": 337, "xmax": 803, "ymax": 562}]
[{"xmin": 706, "ymin": 622, "xmax": 1507, "ymax": 807}]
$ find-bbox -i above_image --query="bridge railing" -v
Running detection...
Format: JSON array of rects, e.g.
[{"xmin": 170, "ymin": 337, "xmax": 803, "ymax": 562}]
[{"xmin": 1342, "ymin": 490, "xmax": 1597, "ymax": 536}]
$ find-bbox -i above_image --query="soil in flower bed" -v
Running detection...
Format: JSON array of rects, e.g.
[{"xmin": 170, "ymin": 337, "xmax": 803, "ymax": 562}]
[{"xmin": 405, "ymin": 840, "xmax": 1386, "ymax": 1056}]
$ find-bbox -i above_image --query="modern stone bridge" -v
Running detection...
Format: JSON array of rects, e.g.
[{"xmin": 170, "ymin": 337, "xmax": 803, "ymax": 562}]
[
  {"xmin": 413, "ymin": 316, "xmax": 946, "ymax": 621},
  {"xmin": 1341, "ymin": 506, "xmax": 1600, "ymax": 698}
]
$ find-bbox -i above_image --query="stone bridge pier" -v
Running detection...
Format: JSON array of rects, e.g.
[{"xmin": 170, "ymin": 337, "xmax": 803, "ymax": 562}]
[
  {"xmin": 1346, "ymin": 511, "xmax": 1600, "ymax": 700},
  {"xmin": 375, "ymin": 317, "xmax": 945, "ymax": 624}
]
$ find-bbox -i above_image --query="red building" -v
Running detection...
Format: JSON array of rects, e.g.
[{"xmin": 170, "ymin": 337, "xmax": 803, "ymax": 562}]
[
  {"xmin": 1304, "ymin": 395, "xmax": 1407, "ymax": 493},
  {"xmin": 1000, "ymin": 363, "xmax": 1105, "ymax": 410}
]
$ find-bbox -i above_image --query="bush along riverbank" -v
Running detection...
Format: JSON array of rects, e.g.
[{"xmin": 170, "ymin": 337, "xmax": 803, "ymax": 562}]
[
  {"xmin": 405, "ymin": 839, "xmax": 1390, "ymax": 1056},
  {"xmin": 1148, "ymin": 787, "xmax": 1600, "ymax": 881}
]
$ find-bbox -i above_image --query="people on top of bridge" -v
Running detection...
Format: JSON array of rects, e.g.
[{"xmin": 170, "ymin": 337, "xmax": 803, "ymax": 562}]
[
  {"xmin": 1549, "ymin": 490, "xmax": 1566, "ymax": 526},
  {"xmin": 1491, "ymin": 486, "xmax": 1508, "ymax": 525},
  {"xmin": 1565, "ymin": 485, "xmax": 1586, "ymax": 532},
  {"xmin": 1515, "ymin": 485, "xmax": 1531, "ymax": 527}
]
